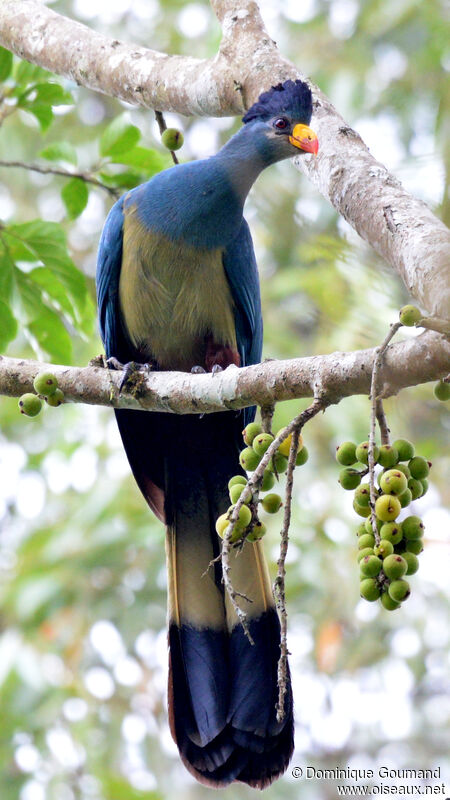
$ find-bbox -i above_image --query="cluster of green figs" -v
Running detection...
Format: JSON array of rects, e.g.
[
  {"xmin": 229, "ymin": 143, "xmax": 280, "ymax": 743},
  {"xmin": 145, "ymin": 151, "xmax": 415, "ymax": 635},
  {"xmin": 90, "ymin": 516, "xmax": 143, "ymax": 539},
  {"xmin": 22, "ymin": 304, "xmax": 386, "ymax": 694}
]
[
  {"xmin": 215, "ymin": 422, "xmax": 309, "ymax": 544},
  {"xmin": 18, "ymin": 372, "xmax": 64, "ymax": 417},
  {"xmin": 336, "ymin": 437, "xmax": 430, "ymax": 610}
]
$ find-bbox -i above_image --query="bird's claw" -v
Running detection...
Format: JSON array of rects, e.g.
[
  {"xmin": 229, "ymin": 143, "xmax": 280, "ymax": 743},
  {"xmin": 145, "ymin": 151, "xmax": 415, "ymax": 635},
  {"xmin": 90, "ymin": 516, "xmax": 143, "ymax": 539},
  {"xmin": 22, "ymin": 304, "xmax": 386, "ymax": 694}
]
[
  {"xmin": 106, "ymin": 360, "xmax": 154, "ymax": 394},
  {"xmin": 211, "ymin": 364, "xmax": 223, "ymax": 376},
  {"xmin": 191, "ymin": 365, "xmax": 206, "ymax": 374}
]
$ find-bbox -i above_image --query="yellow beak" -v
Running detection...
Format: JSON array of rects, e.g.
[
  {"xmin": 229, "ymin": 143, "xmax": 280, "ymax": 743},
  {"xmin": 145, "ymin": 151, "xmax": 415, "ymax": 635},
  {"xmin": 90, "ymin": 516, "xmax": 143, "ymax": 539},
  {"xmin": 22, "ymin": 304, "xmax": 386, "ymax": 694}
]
[{"xmin": 289, "ymin": 123, "xmax": 319, "ymax": 155}]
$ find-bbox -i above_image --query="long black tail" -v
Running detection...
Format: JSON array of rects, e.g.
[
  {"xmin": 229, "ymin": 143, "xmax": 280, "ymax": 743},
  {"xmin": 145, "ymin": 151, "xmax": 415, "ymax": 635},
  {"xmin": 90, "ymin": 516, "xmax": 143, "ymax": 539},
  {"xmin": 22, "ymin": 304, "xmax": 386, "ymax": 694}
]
[{"xmin": 116, "ymin": 408, "xmax": 294, "ymax": 787}]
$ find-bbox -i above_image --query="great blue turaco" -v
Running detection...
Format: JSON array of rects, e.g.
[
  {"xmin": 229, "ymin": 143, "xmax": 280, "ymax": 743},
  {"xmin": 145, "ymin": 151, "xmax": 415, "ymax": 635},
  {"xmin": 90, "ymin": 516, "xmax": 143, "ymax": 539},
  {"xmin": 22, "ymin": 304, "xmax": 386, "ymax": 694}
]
[{"xmin": 96, "ymin": 79, "xmax": 318, "ymax": 789}]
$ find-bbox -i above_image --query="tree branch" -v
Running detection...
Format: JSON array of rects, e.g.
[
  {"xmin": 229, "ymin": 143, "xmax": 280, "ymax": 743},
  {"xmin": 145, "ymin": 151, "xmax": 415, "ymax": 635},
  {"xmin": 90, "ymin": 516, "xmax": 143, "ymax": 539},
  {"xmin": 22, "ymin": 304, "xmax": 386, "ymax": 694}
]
[
  {"xmin": 0, "ymin": 331, "xmax": 448, "ymax": 414},
  {"xmin": 1, "ymin": 0, "xmax": 449, "ymax": 317},
  {"xmin": 0, "ymin": 160, "xmax": 120, "ymax": 197}
]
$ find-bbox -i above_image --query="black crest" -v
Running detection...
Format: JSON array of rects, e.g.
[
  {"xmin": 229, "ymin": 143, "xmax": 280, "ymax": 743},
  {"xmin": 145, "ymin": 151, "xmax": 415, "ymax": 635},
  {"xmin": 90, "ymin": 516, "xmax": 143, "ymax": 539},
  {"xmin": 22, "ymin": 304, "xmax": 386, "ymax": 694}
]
[{"xmin": 242, "ymin": 79, "xmax": 313, "ymax": 125}]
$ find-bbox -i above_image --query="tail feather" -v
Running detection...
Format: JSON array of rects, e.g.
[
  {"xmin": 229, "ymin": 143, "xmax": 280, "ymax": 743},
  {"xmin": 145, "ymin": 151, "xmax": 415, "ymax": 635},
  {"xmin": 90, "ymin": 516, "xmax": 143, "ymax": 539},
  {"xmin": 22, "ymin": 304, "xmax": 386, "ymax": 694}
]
[{"xmin": 118, "ymin": 410, "xmax": 294, "ymax": 787}]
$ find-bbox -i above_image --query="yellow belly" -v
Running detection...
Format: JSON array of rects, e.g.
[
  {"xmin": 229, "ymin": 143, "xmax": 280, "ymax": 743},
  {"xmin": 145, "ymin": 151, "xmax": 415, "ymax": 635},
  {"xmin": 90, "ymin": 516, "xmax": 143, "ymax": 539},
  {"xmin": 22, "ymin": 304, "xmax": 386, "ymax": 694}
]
[{"xmin": 118, "ymin": 206, "xmax": 237, "ymax": 371}]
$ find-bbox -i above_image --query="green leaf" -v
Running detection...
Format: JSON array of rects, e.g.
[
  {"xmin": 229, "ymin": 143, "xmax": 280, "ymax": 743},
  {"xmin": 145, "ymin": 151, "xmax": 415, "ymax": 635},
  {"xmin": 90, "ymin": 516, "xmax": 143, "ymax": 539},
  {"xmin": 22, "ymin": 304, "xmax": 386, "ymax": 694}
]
[
  {"xmin": 61, "ymin": 178, "xmax": 89, "ymax": 219},
  {"xmin": 110, "ymin": 145, "xmax": 167, "ymax": 174},
  {"xmin": 0, "ymin": 252, "xmax": 15, "ymax": 301},
  {"xmin": 26, "ymin": 103, "xmax": 54, "ymax": 132},
  {"xmin": 39, "ymin": 141, "xmax": 77, "ymax": 165},
  {"xmin": 27, "ymin": 267, "xmax": 78, "ymax": 322},
  {"xmin": 99, "ymin": 116, "xmax": 141, "ymax": 158},
  {"xmin": 0, "ymin": 299, "xmax": 18, "ymax": 350},
  {"xmin": 28, "ymin": 307, "xmax": 72, "ymax": 363},
  {"xmin": 13, "ymin": 268, "xmax": 44, "ymax": 321},
  {"xmin": 98, "ymin": 170, "xmax": 142, "ymax": 189},
  {"xmin": 0, "ymin": 47, "xmax": 13, "ymax": 82},
  {"xmin": 6, "ymin": 221, "xmax": 93, "ymax": 333},
  {"xmin": 13, "ymin": 60, "xmax": 48, "ymax": 86},
  {"xmin": 31, "ymin": 82, "xmax": 73, "ymax": 106}
]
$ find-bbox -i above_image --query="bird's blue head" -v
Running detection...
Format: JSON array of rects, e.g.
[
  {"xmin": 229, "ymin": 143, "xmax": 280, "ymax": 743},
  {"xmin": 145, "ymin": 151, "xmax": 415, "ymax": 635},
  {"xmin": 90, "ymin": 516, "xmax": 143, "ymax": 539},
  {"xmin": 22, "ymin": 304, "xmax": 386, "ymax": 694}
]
[{"xmin": 242, "ymin": 79, "xmax": 318, "ymax": 161}]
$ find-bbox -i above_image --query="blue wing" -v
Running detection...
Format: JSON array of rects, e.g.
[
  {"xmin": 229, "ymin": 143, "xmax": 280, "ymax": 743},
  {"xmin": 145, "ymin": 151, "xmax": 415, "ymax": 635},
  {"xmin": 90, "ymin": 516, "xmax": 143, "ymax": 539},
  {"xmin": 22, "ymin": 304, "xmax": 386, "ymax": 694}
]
[
  {"xmin": 223, "ymin": 219, "xmax": 263, "ymax": 427},
  {"xmin": 223, "ymin": 218, "xmax": 263, "ymax": 369},
  {"xmin": 96, "ymin": 196, "xmax": 128, "ymax": 361}
]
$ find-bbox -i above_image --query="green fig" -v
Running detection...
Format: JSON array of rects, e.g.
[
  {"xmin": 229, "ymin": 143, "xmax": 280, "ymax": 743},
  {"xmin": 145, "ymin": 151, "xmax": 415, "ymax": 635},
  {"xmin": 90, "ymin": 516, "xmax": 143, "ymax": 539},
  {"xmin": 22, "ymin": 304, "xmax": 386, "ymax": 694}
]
[
  {"xmin": 399, "ymin": 304, "xmax": 421, "ymax": 326},
  {"xmin": 335, "ymin": 441, "xmax": 357, "ymax": 466},
  {"xmin": 434, "ymin": 379, "xmax": 450, "ymax": 402},
  {"xmin": 261, "ymin": 493, "xmax": 283, "ymax": 514},
  {"xmin": 360, "ymin": 578, "xmax": 381, "ymax": 602},
  {"xmin": 242, "ymin": 422, "xmax": 262, "ymax": 445},
  {"xmin": 392, "ymin": 439, "xmax": 415, "ymax": 461},
  {"xmin": 252, "ymin": 432, "xmax": 274, "ymax": 456},
  {"xmin": 18, "ymin": 393, "xmax": 42, "ymax": 417},
  {"xmin": 375, "ymin": 494, "xmax": 401, "ymax": 522},
  {"xmin": 161, "ymin": 127, "xmax": 184, "ymax": 151},
  {"xmin": 33, "ymin": 371, "xmax": 58, "ymax": 396}
]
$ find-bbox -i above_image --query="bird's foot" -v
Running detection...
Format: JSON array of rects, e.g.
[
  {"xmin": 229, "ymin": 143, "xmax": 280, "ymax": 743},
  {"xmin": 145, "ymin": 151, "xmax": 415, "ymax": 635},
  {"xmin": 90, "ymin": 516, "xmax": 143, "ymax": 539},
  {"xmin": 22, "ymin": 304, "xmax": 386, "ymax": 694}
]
[
  {"xmin": 191, "ymin": 365, "xmax": 206, "ymax": 374},
  {"xmin": 102, "ymin": 359, "xmax": 154, "ymax": 394},
  {"xmin": 211, "ymin": 364, "xmax": 223, "ymax": 376}
]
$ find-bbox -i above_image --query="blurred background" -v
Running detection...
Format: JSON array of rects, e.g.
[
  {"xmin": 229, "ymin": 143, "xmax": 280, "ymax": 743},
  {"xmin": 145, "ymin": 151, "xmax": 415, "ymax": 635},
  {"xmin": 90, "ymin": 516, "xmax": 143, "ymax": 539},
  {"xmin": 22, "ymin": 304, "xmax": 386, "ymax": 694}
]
[{"xmin": 0, "ymin": 0, "xmax": 449, "ymax": 798}]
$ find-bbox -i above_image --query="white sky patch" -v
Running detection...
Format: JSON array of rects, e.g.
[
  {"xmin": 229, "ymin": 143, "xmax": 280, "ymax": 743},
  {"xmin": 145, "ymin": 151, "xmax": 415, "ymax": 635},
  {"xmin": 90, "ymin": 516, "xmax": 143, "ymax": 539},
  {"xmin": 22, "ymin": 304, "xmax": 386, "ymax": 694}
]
[
  {"xmin": 42, "ymin": 452, "xmax": 71, "ymax": 495},
  {"xmin": 0, "ymin": 185, "xmax": 15, "ymax": 220},
  {"xmin": 90, "ymin": 620, "xmax": 125, "ymax": 665},
  {"xmin": 114, "ymin": 656, "xmax": 143, "ymax": 686},
  {"xmin": 282, "ymin": 0, "xmax": 317, "ymax": 23},
  {"xmin": 20, "ymin": 781, "xmax": 46, "ymax": 800},
  {"xmin": 0, "ymin": 442, "xmax": 26, "ymax": 501},
  {"xmin": 353, "ymin": 114, "xmax": 405, "ymax": 169},
  {"xmin": 63, "ymin": 697, "xmax": 88, "ymax": 722},
  {"xmin": 16, "ymin": 472, "xmax": 46, "ymax": 519},
  {"xmin": 15, "ymin": 743, "xmax": 41, "ymax": 773},
  {"xmin": 122, "ymin": 713, "xmax": 147, "ymax": 744},
  {"xmin": 311, "ymin": 710, "xmax": 352, "ymax": 748},
  {"xmin": 177, "ymin": 4, "xmax": 210, "ymax": 38},
  {"xmin": 390, "ymin": 627, "xmax": 422, "ymax": 658},
  {"xmin": 328, "ymin": 0, "xmax": 358, "ymax": 39},
  {"xmin": 323, "ymin": 516, "xmax": 349, "ymax": 543},
  {"xmin": 84, "ymin": 666, "xmax": 115, "ymax": 699},
  {"xmin": 78, "ymin": 97, "xmax": 106, "ymax": 126},
  {"xmin": 37, "ymin": 188, "xmax": 65, "ymax": 223},
  {"xmin": 374, "ymin": 44, "xmax": 408, "ymax": 84},
  {"xmin": 186, "ymin": 119, "xmax": 219, "ymax": 158},
  {"xmin": 69, "ymin": 446, "xmax": 98, "ymax": 493},
  {"xmin": 74, "ymin": 0, "xmax": 133, "ymax": 21},
  {"xmin": 46, "ymin": 727, "xmax": 85, "ymax": 769}
]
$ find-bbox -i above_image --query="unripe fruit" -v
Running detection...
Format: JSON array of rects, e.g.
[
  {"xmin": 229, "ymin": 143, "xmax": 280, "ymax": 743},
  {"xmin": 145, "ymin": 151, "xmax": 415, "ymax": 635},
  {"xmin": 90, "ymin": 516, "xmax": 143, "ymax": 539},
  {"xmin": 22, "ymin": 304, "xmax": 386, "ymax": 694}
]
[
  {"xmin": 354, "ymin": 483, "xmax": 371, "ymax": 507},
  {"xmin": 392, "ymin": 438, "xmax": 414, "ymax": 461},
  {"xmin": 405, "ymin": 539, "xmax": 423, "ymax": 555},
  {"xmin": 229, "ymin": 483, "xmax": 251, "ymax": 505},
  {"xmin": 379, "ymin": 522, "xmax": 403, "ymax": 545},
  {"xmin": 402, "ymin": 551, "xmax": 419, "ymax": 575},
  {"xmin": 295, "ymin": 446, "xmax": 309, "ymax": 466},
  {"xmin": 247, "ymin": 520, "xmax": 267, "ymax": 542},
  {"xmin": 339, "ymin": 468, "xmax": 361, "ymax": 490},
  {"xmin": 242, "ymin": 422, "xmax": 262, "ymax": 445},
  {"xmin": 399, "ymin": 304, "xmax": 421, "ymax": 326},
  {"xmin": 227, "ymin": 503, "xmax": 252, "ymax": 530},
  {"xmin": 33, "ymin": 371, "xmax": 58, "ymax": 396},
  {"xmin": 374, "ymin": 539, "xmax": 394, "ymax": 558},
  {"xmin": 161, "ymin": 127, "xmax": 184, "ymax": 150},
  {"xmin": 239, "ymin": 447, "xmax": 261, "ymax": 472},
  {"xmin": 420, "ymin": 478, "xmax": 429, "ymax": 495},
  {"xmin": 253, "ymin": 432, "xmax": 274, "ymax": 456},
  {"xmin": 408, "ymin": 456, "xmax": 430, "ymax": 480},
  {"xmin": 267, "ymin": 452, "xmax": 288, "ymax": 474},
  {"xmin": 402, "ymin": 515, "xmax": 424, "ymax": 540},
  {"xmin": 375, "ymin": 494, "xmax": 401, "ymax": 522},
  {"xmin": 335, "ymin": 441, "xmax": 357, "ymax": 466},
  {"xmin": 261, "ymin": 493, "xmax": 283, "ymax": 514},
  {"xmin": 357, "ymin": 547, "xmax": 375, "ymax": 562},
  {"xmin": 360, "ymin": 555, "xmax": 382, "ymax": 578},
  {"xmin": 277, "ymin": 427, "xmax": 303, "ymax": 457},
  {"xmin": 216, "ymin": 514, "xmax": 230, "ymax": 537},
  {"xmin": 379, "ymin": 469, "xmax": 408, "ymax": 496},
  {"xmin": 382, "ymin": 554, "xmax": 407, "ymax": 580},
  {"xmin": 228, "ymin": 475, "xmax": 247, "ymax": 491},
  {"xmin": 381, "ymin": 592, "xmax": 401, "ymax": 611},
  {"xmin": 353, "ymin": 498, "xmax": 370, "ymax": 518},
  {"xmin": 360, "ymin": 578, "xmax": 381, "ymax": 602},
  {"xmin": 408, "ymin": 478, "xmax": 423, "ymax": 500},
  {"xmin": 388, "ymin": 579, "xmax": 410, "ymax": 602},
  {"xmin": 355, "ymin": 441, "xmax": 379, "ymax": 465},
  {"xmin": 399, "ymin": 488, "xmax": 412, "ymax": 508},
  {"xmin": 394, "ymin": 463, "xmax": 411, "ymax": 479},
  {"xmin": 261, "ymin": 470, "xmax": 275, "ymax": 491},
  {"xmin": 377, "ymin": 445, "xmax": 399, "ymax": 468},
  {"xmin": 434, "ymin": 379, "xmax": 450, "ymax": 402},
  {"xmin": 18, "ymin": 393, "xmax": 42, "ymax": 417},
  {"xmin": 46, "ymin": 388, "xmax": 64, "ymax": 407},
  {"xmin": 358, "ymin": 533, "xmax": 375, "ymax": 550}
]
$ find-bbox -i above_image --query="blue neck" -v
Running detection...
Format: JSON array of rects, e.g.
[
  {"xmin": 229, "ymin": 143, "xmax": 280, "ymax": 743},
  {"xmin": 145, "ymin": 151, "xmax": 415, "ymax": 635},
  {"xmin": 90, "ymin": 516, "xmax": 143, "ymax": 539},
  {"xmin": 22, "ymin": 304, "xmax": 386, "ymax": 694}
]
[{"xmin": 214, "ymin": 122, "xmax": 283, "ymax": 203}]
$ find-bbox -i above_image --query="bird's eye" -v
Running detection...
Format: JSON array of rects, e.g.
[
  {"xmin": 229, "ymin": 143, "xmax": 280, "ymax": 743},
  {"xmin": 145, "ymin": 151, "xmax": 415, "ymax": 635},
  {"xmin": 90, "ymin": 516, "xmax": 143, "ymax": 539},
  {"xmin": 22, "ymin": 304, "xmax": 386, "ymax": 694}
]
[{"xmin": 274, "ymin": 118, "xmax": 288, "ymax": 130}]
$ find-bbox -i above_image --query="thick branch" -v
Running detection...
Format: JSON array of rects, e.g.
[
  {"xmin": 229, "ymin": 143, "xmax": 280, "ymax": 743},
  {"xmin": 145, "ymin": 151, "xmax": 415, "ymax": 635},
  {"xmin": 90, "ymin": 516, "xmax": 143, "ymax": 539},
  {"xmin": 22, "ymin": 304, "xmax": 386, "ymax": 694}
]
[
  {"xmin": 0, "ymin": 0, "xmax": 449, "ymax": 315},
  {"xmin": 0, "ymin": 332, "xmax": 448, "ymax": 414}
]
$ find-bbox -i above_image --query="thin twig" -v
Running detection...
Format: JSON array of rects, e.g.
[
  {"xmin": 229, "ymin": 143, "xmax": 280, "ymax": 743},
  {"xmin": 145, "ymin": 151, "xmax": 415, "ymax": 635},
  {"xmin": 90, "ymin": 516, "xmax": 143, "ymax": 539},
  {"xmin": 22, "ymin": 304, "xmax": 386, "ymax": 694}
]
[
  {"xmin": 154, "ymin": 110, "xmax": 179, "ymax": 165},
  {"xmin": 376, "ymin": 397, "xmax": 390, "ymax": 445},
  {"xmin": 0, "ymin": 159, "xmax": 120, "ymax": 197},
  {"xmin": 260, "ymin": 403, "xmax": 275, "ymax": 433},
  {"xmin": 273, "ymin": 426, "xmax": 298, "ymax": 722},
  {"xmin": 368, "ymin": 321, "xmax": 403, "ymax": 543}
]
